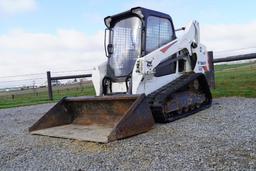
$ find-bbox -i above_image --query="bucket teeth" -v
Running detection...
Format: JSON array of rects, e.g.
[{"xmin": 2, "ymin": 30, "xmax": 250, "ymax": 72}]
[{"xmin": 29, "ymin": 94, "xmax": 154, "ymax": 143}]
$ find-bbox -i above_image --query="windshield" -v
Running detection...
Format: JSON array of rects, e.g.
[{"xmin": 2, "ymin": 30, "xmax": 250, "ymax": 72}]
[{"xmin": 109, "ymin": 17, "xmax": 142, "ymax": 78}]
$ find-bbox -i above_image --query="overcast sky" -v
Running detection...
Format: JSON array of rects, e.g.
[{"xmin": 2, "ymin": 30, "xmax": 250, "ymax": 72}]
[{"xmin": 0, "ymin": 0, "xmax": 256, "ymax": 88}]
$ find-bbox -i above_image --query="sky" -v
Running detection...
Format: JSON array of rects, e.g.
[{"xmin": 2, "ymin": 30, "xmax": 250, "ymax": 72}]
[{"xmin": 0, "ymin": 0, "xmax": 256, "ymax": 88}]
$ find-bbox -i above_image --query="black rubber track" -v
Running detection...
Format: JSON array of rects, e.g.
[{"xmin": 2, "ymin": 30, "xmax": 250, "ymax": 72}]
[{"xmin": 147, "ymin": 73, "xmax": 212, "ymax": 123}]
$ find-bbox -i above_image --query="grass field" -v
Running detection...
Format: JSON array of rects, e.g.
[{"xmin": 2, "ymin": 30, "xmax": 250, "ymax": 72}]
[
  {"xmin": 212, "ymin": 62, "xmax": 256, "ymax": 98},
  {"xmin": 0, "ymin": 84, "xmax": 95, "ymax": 109},
  {"xmin": 0, "ymin": 62, "xmax": 255, "ymax": 109}
]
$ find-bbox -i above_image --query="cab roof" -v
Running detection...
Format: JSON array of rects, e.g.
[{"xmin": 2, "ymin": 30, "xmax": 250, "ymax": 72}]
[{"xmin": 104, "ymin": 7, "xmax": 172, "ymax": 28}]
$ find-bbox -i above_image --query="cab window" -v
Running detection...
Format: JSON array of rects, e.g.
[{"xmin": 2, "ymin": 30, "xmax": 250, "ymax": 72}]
[{"xmin": 146, "ymin": 16, "xmax": 174, "ymax": 54}]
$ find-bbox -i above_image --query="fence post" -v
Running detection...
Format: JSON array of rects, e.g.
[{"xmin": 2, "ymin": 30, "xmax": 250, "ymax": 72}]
[
  {"xmin": 47, "ymin": 71, "xmax": 53, "ymax": 100},
  {"xmin": 207, "ymin": 51, "xmax": 215, "ymax": 89}
]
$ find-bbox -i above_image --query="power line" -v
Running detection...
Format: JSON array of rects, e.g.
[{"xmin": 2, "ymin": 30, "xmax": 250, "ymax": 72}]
[
  {"xmin": 0, "ymin": 78, "xmax": 44, "ymax": 83},
  {"xmin": 215, "ymin": 47, "xmax": 256, "ymax": 53},
  {"xmin": 0, "ymin": 68, "xmax": 93, "ymax": 79},
  {"xmin": 52, "ymin": 68, "xmax": 93, "ymax": 74},
  {"xmin": 0, "ymin": 73, "xmax": 45, "ymax": 79}
]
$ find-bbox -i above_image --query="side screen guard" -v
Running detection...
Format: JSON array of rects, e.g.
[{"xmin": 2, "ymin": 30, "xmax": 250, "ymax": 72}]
[{"xmin": 104, "ymin": 28, "xmax": 113, "ymax": 57}]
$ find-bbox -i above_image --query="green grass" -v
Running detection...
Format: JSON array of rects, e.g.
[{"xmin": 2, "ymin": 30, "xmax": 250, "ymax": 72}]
[
  {"xmin": 212, "ymin": 62, "xmax": 256, "ymax": 98},
  {"xmin": 214, "ymin": 62, "xmax": 255, "ymax": 71},
  {"xmin": 0, "ymin": 85, "xmax": 95, "ymax": 109},
  {"xmin": 0, "ymin": 62, "xmax": 255, "ymax": 109}
]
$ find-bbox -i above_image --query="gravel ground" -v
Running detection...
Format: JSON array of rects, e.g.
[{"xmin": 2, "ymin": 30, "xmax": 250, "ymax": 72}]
[{"xmin": 0, "ymin": 97, "xmax": 256, "ymax": 171}]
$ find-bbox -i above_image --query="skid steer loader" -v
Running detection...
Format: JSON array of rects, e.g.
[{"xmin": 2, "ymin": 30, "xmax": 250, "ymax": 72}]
[{"xmin": 30, "ymin": 7, "xmax": 212, "ymax": 143}]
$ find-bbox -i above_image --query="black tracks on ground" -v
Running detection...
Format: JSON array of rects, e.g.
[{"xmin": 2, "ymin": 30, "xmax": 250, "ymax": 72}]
[{"xmin": 147, "ymin": 73, "xmax": 212, "ymax": 123}]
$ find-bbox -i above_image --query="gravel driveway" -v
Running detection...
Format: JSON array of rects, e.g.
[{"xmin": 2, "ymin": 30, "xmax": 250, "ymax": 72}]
[{"xmin": 0, "ymin": 97, "xmax": 256, "ymax": 170}]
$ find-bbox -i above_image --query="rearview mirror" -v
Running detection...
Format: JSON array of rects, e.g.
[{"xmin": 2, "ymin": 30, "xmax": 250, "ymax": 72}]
[
  {"xmin": 104, "ymin": 28, "xmax": 113, "ymax": 57},
  {"xmin": 107, "ymin": 44, "xmax": 114, "ymax": 55}
]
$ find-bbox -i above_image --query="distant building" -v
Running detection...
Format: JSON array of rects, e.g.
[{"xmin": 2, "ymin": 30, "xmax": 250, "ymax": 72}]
[
  {"xmin": 4, "ymin": 87, "xmax": 22, "ymax": 92},
  {"xmin": 51, "ymin": 80, "xmax": 61, "ymax": 87}
]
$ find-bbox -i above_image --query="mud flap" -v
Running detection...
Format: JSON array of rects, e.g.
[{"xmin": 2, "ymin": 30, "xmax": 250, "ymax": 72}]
[{"xmin": 29, "ymin": 94, "xmax": 154, "ymax": 143}]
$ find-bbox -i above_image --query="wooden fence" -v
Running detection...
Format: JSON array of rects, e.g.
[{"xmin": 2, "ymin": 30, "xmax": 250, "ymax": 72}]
[
  {"xmin": 46, "ymin": 52, "xmax": 256, "ymax": 100},
  {"xmin": 47, "ymin": 71, "xmax": 92, "ymax": 100}
]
